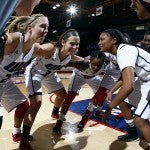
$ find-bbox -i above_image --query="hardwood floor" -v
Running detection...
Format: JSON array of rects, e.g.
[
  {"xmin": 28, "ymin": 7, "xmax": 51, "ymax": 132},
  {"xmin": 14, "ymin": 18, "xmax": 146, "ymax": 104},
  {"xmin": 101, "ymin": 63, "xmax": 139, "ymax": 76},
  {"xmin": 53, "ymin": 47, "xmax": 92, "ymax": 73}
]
[{"xmin": 0, "ymin": 73, "xmax": 147, "ymax": 150}]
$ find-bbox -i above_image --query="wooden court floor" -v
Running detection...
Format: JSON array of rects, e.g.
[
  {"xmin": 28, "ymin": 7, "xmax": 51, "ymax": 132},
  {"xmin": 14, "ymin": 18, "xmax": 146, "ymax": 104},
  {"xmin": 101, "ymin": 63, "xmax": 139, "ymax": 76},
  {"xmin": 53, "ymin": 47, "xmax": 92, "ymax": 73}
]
[{"xmin": 0, "ymin": 73, "xmax": 148, "ymax": 150}]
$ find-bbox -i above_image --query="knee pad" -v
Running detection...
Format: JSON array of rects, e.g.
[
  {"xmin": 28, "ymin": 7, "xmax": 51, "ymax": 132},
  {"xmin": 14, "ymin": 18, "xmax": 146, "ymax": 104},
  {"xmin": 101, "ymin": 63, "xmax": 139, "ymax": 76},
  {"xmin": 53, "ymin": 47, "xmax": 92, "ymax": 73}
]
[
  {"xmin": 15, "ymin": 100, "xmax": 29, "ymax": 118},
  {"xmin": 91, "ymin": 87, "xmax": 107, "ymax": 106}
]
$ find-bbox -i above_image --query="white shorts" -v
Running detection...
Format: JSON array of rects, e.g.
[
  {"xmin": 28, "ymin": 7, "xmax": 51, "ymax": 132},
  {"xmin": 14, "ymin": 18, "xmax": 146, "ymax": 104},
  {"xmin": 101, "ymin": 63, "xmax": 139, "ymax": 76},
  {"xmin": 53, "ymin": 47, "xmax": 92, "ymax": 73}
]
[
  {"xmin": 134, "ymin": 80, "xmax": 150, "ymax": 120},
  {"xmin": 25, "ymin": 69, "xmax": 64, "ymax": 97},
  {"xmin": 124, "ymin": 79, "xmax": 150, "ymax": 120},
  {"xmin": 68, "ymin": 71, "xmax": 101, "ymax": 94},
  {"xmin": 125, "ymin": 78, "xmax": 141, "ymax": 107},
  {"xmin": 0, "ymin": 79, "xmax": 26, "ymax": 112},
  {"xmin": 100, "ymin": 73, "xmax": 120, "ymax": 90}
]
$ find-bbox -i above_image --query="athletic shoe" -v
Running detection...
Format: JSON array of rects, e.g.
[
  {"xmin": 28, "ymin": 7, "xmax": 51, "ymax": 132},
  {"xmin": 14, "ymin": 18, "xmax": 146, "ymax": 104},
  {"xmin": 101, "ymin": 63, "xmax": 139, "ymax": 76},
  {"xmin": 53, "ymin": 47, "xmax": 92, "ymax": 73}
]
[
  {"xmin": 118, "ymin": 126, "xmax": 139, "ymax": 142},
  {"xmin": 12, "ymin": 133, "xmax": 21, "ymax": 142},
  {"xmin": 19, "ymin": 138, "xmax": 33, "ymax": 150},
  {"xmin": 12, "ymin": 133, "xmax": 33, "ymax": 142},
  {"xmin": 51, "ymin": 113, "xmax": 59, "ymax": 120},
  {"xmin": 53, "ymin": 120, "xmax": 63, "ymax": 134},
  {"xmin": 94, "ymin": 111, "xmax": 103, "ymax": 118},
  {"xmin": 77, "ymin": 121, "xmax": 84, "ymax": 129},
  {"xmin": 51, "ymin": 113, "xmax": 66, "ymax": 121},
  {"xmin": 28, "ymin": 135, "xmax": 33, "ymax": 142},
  {"xmin": 116, "ymin": 112, "xmax": 123, "ymax": 119}
]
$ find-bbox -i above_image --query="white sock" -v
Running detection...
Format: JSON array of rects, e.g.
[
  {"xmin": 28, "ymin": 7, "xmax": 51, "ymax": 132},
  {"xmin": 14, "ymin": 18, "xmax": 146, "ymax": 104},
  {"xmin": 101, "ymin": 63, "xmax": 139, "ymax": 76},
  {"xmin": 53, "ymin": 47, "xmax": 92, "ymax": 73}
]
[
  {"xmin": 125, "ymin": 119, "xmax": 134, "ymax": 127},
  {"xmin": 13, "ymin": 127, "xmax": 20, "ymax": 135}
]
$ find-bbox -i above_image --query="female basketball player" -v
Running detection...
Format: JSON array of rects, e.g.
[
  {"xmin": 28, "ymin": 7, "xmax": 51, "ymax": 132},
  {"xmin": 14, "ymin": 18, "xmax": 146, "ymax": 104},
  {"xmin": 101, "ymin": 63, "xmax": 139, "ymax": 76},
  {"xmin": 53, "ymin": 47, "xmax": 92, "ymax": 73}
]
[
  {"xmin": 53, "ymin": 50, "xmax": 106, "ymax": 133},
  {"xmin": 20, "ymin": 29, "xmax": 82, "ymax": 150},
  {"xmin": 0, "ymin": 14, "xmax": 51, "ymax": 150},
  {"xmin": 99, "ymin": 28, "xmax": 150, "ymax": 150}
]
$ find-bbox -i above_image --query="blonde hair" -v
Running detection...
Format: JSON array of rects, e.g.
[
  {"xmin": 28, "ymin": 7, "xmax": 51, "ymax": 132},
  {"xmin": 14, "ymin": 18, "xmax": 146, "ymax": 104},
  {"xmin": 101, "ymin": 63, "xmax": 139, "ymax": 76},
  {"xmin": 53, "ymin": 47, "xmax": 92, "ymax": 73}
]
[{"xmin": 6, "ymin": 13, "xmax": 47, "ymax": 33}]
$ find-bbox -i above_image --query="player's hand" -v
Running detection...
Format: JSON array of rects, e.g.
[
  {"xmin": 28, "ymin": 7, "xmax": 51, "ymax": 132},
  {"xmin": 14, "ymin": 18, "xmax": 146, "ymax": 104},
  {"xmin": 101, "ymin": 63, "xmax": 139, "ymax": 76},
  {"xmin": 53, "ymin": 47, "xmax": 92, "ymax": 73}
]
[
  {"xmin": 102, "ymin": 107, "xmax": 111, "ymax": 123},
  {"xmin": 106, "ymin": 91, "xmax": 112, "ymax": 104}
]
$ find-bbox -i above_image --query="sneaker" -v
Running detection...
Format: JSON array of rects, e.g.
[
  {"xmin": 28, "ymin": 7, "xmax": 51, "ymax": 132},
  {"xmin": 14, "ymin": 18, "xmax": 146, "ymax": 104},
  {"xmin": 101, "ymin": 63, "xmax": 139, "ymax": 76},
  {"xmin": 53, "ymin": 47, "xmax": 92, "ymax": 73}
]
[
  {"xmin": 53, "ymin": 120, "xmax": 63, "ymax": 134},
  {"xmin": 28, "ymin": 135, "xmax": 33, "ymax": 142},
  {"xmin": 19, "ymin": 138, "xmax": 33, "ymax": 150},
  {"xmin": 118, "ymin": 126, "xmax": 139, "ymax": 142},
  {"xmin": 77, "ymin": 121, "xmax": 84, "ymax": 129},
  {"xmin": 51, "ymin": 113, "xmax": 66, "ymax": 121},
  {"xmin": 12, "ymin": 133, "xmax": 22, "ymax": 142},
  {"xmin": 116, "ymin": 112, "xmax": 123, "ymax": 119},
  {"xmin": 51, "ymin": 113, "xmax": 59, "ymax": 120},
  {"xmin": 12, "ymin": 133, "xmax": 33, "ymax": 142},
  {"xmin": 94, "ymin": 111, "xmax": 103, "ymax": 118}
]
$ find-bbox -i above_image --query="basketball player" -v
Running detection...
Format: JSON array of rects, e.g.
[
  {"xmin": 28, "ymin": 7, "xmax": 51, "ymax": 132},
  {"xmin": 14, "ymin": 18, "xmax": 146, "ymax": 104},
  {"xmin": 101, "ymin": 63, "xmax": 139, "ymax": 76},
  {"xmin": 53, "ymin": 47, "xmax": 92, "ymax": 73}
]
[
  {"xmin": 0, "ymin": 14, "xmax": 53, "ymax": 150},
  {"xmin": 20, "ymin": 29, "xmax": 82, "ymax": 150},
  {"xmin": 0, "ymin": 0, "xmax": 41, "ymax": 62},
  {"xmin": 100, "ymin": 28, "xmax": 150, "ymax": 150},
  {"xmin": 53, "ymin": 50, "xmax": 106, "ymax": 133}
]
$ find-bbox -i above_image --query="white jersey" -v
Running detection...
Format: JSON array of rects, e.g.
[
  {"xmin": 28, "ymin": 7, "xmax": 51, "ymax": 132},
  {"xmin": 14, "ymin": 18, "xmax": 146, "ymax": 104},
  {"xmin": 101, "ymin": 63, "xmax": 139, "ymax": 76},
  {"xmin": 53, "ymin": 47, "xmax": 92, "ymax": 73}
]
[
  {"xmin": 0, "ymin": 33, "xmax": 35, "ymax": 81},
  {"xmin": 26, "ymin": 48, "xmax": 71, "ymax": 76},
  {"xmin": 117, "ymin": 44, "xmax": 150, "ymax": 119},
  {"xmin": 100, "ymin": 53, "xmax": 120, "ymax": 90},
  {"xmin": 68, "ymin": 61, "xmax": 103, "ymax": 94},
  {"xmin": 25, "ymin": 48, "xmax": 71, "ymax": 96},
  {"xmin": 74, "ymin": 60, "xmax": 103, "ymax": 78},
  {"xmin": 117, "ymin": 44, "xmax": 150, "ymax": 82}
]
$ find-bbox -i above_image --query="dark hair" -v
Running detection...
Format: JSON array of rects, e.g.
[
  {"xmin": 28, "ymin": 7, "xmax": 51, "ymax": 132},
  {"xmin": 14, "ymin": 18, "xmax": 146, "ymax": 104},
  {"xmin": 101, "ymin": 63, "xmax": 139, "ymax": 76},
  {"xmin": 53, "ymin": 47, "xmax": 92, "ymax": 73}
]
[
  {"xmin": 102, "ymin": 29, "xmax": 127, "ymax": 44},
  {"xmin": 123, "ymin": 33, "xmax": 131, "ymax": 43},
  {"xmin": 55, "ymin": 29, "xmax": 79, "ymax": 48},
  {"xmin": 139, "ymin": 0, "xmax": 150, "ymax": 13},
  {"xmin": 89, "ymin": 50, "xmax": 106, "ymax": 63}
]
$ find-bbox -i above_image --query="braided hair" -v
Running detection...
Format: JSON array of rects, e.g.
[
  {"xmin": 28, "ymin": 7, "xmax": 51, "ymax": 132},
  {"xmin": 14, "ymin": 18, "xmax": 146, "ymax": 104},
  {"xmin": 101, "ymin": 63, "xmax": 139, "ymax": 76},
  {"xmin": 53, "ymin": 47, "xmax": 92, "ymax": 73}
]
[{"xmin": 89, "ymin": 49, "xmax": 106, "ymax": 64}]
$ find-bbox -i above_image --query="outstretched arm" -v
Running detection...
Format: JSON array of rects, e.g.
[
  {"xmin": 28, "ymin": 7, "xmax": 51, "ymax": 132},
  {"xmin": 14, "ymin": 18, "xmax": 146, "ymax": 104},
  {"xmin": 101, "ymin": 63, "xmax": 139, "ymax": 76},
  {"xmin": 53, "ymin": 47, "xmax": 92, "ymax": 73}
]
[{"xmin": 33, "ymin": 42, "xmax": 55, "ymax": 58}]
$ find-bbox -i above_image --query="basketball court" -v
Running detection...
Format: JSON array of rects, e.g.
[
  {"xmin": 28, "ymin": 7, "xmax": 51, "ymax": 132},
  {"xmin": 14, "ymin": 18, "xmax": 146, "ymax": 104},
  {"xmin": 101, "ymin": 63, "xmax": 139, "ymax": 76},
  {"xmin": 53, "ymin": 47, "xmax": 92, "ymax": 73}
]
[{"xmin": 0, "ymin": 72, "xmax": 148, "ymax": 150}]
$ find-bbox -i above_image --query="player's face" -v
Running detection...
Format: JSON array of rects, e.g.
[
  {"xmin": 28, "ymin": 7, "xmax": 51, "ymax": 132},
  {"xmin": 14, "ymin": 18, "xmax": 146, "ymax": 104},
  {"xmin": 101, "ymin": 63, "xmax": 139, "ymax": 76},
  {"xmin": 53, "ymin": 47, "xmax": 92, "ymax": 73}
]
[
  {"xmin": 130, "ymin": 0, "xmax": 150, "ymax": 19},
  {"xmin": 61, "ymin": 36, "xmax": 80, "ymax": 56},
  {"xmin": 90, "ymin": 58, "xmax": 102, "ymax": 73},
  {"xmin": 30, "ymin": 17, "xmax": 49, "ymax": 44},
  {"xmin": 98, "ymin": 33, "xmax": 115, "ymax": 54},
  {"xmin": 143, "ymin": 34, "xmax": 150, "ymax": 51}
]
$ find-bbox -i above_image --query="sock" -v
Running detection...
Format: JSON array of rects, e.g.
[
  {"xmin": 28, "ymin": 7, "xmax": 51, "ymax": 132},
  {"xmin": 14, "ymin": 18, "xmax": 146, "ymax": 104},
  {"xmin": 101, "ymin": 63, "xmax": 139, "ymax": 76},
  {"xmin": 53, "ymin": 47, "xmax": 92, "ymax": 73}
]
[
  {"xmin": 125, "ymin": 119, "xmax": 134, "ymax": 127},
  {"xmin": 13, "ymin": 127, "xmax": 21, "ymax": 135},
  {"xmin": 22, "ymin": 125, "xmax": 31, "ymax": 139},
  {"xmin": 60, "ymin": 91, "xmax": 77, "ymax": 115},
  {"xmin": 81, "ymin": 103, "xmax": 96, "ymax": 126},
  {"xmin": 52, "ymin": 106, "xmax": 59, "ymax": 114},
  {"xmin": 91, "ymin": 87, "xmax": 107, "ymax": 106}
]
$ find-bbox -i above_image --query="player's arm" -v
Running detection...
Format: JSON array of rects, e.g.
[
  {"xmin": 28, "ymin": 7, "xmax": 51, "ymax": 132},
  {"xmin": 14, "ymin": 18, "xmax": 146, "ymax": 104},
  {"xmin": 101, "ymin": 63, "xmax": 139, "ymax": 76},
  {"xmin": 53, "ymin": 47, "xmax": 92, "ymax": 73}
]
[
  {"xmin": 33, "ymin": 43, "xmax": 55, "ymax": 58},
  {"xmin": 108, "ymin": 66, "xmax": 134, "ymax": 109}
]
